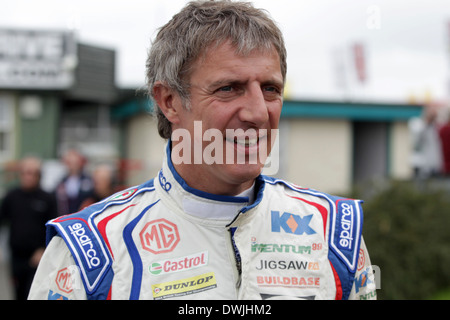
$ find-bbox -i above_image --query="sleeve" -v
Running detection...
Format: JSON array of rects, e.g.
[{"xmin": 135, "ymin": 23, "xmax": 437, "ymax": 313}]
[
  {"xmin": 28, "ymin": 236, "xmax": 87, "ymax": 300},
  {"xmin": 348, "ymin": 237, "xmax": 377, "ymax": 300}
]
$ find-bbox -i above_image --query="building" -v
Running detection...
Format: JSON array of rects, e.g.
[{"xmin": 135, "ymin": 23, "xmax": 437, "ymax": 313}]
[
  {"xmin": 279, "ymin": 100, "xmax": 422, "ymax": 193},
  {"xmin": 0, "ymin": 28, "xmax": 118, "ymax": 193}
]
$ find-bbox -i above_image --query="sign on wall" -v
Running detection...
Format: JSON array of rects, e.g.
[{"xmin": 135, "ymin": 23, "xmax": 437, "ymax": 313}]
[{"xmin": 0, "ymin": 29, "xmax": 77, "ymax": 89}]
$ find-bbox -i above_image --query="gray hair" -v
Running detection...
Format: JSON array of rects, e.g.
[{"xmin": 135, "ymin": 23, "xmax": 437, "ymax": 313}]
[{"xmin": 146, "ymin": 0, "xmax": 287, "ymax": 139}]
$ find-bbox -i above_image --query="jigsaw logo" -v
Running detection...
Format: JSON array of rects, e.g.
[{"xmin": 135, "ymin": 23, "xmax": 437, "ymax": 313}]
[{"xmin": 271, "ymin": 211, "xmax": 316, "ymax": 235}]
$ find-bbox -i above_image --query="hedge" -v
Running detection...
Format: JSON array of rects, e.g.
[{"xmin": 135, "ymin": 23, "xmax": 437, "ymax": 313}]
[{"xmin": 355, "ymin": 180, "xmax": 450, "ymax": 300}]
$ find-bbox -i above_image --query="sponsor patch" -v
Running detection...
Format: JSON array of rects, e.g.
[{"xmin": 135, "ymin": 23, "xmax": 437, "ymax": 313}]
[
  {"xmin": 48, "ymin": 290, "xmax": 69, "ymax": 300},
  {"xmin": 271, "ymin": 211, "xmax": 316, "ymax": 235},
  {"xmin": 110, "ymin": 188, "xmax": 138, "ymax": 202},
  {"xmin": 67, "ymin": 222, "xmax": 102, "ymax": 270},
  {"xmin": 357, "ymin": 249, "xmax": 366, "ymax": 271},
  {"xmin": 256, "ymin": 275, "xmax": 320, "ymax": 289},
  {"xmin": 140, "ymin": 218, "xmax": 180, "ymax": 254},
  {"xmin": 336, "ymin": 201, "xmax": 355, "ymax": 251},
  {"xmin": 149, "ymin": 251, "xmax": 208, "ymax": 276},
  {"xmin": 251, "ymin": 242, "xmax": 312, "ymax": 255},
  {"xmin": 55, "ymin": 267, "xmax": 73, "ymax": 293},
  {"xmin": 329, "ymin": 198, "xmax": 363, "ymax": 272},
  {"xmin": 152, "ymin": 272, "xmax": 217, "ymax": 300},
  {"xmin": 158, "ymin": 170, "xmax": 172, "ymax": 192},
  {"xmin": 255, "ymin": 260, "xmax": 319, "ymax": 271},
  {"xmin": 355, "ymin": 267, "xmax": 374, "ymax": 293}
]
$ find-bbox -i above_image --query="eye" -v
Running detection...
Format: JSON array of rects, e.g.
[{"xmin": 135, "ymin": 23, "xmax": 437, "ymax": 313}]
[
  {"xmin": 218, "ymin": 86, "xmax": 233, "ymax": 92},
  {"xmin": 263, "ymin": 86, "xmax": 281, "ymax": 93}
]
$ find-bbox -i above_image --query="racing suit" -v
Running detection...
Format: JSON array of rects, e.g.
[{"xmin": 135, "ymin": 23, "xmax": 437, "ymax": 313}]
[{"xmin": 28, "ymin": 143, "xmax": 377, "ymax": 300}]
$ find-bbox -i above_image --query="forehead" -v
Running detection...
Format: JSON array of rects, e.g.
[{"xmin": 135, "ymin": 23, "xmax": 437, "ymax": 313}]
[{"xmin": 189, "ymin": 41, "xmax": 282, "ymax": 82}]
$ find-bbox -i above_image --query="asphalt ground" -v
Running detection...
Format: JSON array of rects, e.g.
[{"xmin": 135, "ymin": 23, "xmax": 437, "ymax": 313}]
[
  {"xmin": 0, "ymin": 260, "xmax": 13, "ymax": 300},
  {"xmin": 0, "ymin": 228, "xmax": 14, "ymax": 300}
]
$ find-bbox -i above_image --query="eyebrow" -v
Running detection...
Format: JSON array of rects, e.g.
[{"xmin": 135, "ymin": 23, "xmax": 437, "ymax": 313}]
[
  {"xmin": 207, "ymin": 79, "xmax": 244, "ymax": 90},
  {"xmin": 207, "ymin": 78, "xmax": 284, "ymax": 91}
]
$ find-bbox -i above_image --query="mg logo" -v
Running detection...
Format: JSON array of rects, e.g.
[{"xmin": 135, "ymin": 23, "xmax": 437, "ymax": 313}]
[
  {"xmin": 55, "ymin": 267, "xmax": 73, "ymax": 294},
  {"xmin": 140, "ymin": 219, "xmax": 180, "ymax": 254}
]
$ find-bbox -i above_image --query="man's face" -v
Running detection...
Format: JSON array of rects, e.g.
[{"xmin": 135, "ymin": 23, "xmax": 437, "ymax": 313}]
[
  {"xmin": 20, "ymin": 159, "xmax": 41, "ymax": 191},
  {"xmin": 172, "ymin": 41, "xmax": 284, "ymax": 194}
]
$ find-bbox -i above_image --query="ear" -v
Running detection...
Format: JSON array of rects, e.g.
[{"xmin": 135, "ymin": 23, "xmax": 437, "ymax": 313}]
[{"xmin": 152, "ymin": 81, "xmax": 183, "ymax": 124}]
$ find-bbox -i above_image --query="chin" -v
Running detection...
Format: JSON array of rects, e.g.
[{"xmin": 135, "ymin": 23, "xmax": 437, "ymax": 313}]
[{"xmin": 221, "ymin": 163, "xmax": 264, "ymax": 184}]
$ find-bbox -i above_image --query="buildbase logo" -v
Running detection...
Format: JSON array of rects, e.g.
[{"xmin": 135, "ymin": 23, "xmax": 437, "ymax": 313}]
[
  {"xmin": 149, "ymin": 251, "xmax": 208, "ymax": 276},
  {"xmin": 171, "ymin": 121, "xmax": 280, "ymax": 175},
  {"xmin": 257, "ymin": 275, "xmax": 320, "ymax": 289}
]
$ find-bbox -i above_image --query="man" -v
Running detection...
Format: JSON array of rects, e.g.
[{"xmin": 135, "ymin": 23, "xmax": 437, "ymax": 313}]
[
  {"xmin": 409, "ymin": 103, "xmax": 443, "ymax": 179},
  {"xmin": 29, "ymin": 0, "xmax": 376, "ymax": 300},
  {"xmin": 0, "ymin": 157, "xmax": 57, "ymax": 299},
  {"xmin": 79, "ymin": 163, "xmax": 117, "ymax": 209},
  {"xmin": 54, "ymin": 149, "xmax": 93, "ymax": 216}
]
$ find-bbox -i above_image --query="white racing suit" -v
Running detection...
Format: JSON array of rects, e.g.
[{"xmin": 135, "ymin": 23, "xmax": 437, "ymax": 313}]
[{"xmin": 29, "ymin": 144, "xmax": 377, "ymax": 300}]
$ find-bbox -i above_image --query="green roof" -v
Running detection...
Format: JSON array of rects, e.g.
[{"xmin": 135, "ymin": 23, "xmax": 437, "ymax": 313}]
[{"xmin": 113, "ymin": 98, "xmax": 423, "ymax": 121}]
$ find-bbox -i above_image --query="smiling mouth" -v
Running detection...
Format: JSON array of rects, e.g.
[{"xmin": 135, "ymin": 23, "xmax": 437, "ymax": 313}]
[{"xmin": 227, "ymin": 137, "xmax": 259, "ymax": 147}]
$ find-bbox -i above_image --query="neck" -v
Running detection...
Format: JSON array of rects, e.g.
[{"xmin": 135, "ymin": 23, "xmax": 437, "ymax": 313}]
[{"xmin": 173, "ymin": 161, "xmax": 256, "ymax": 196}]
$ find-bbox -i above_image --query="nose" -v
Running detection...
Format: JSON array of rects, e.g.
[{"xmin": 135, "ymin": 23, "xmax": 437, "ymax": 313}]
[{"xmin": 238, "ymin": 84, "xmax": 269, "ymax": 127}]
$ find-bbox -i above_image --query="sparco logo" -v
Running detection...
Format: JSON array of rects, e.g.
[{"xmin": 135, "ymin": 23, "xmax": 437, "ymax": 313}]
[
  {"xmin": 140, "ymin": 219, "xmax": 180, "ymax": 254},
  {"xmin": 339, "ymin": 202, "xmax": 354, "ymax": 250},
  {"xmin": 68, "ymin": 223, "xmax": 101, "ymax": 269}
]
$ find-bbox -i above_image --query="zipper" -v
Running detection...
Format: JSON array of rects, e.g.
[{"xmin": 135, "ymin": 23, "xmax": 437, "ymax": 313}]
[{"xmin": 228, "ymin": 226, "xmax": 242, "ymax": 289}]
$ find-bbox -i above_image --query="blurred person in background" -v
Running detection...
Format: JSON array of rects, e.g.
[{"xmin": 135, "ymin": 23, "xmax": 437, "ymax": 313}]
[
  {"xmin": 54, "ymin": 149, "xmax": 93, "ymax": 216},
  {"xmin": 409, "ymin": 103, "xmax": 443, "ymax": 179},
  {"xmin": 0, "ymin": 156, "xmax": 57, "ymax": 300},
  {"xmin": 438, "ymin": 103, "xmax": 450, "ymax": 175},
  {"xmin": 79, "ymin": 163, "xmax": 117, "ymax": 209}
]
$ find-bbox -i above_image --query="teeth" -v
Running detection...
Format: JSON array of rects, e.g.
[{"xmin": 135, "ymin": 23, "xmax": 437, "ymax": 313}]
[
  {"xmin": 225, "ymin": 137, "xmax": 258, "ymax": 146},
  {"xmin": 235, "ymin": 137, "xmax": 258, "ymax": 147}
]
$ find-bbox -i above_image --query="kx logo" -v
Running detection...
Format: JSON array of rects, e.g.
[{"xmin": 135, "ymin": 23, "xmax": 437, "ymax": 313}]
[{"xmin": 271, "ymin": 211, "xmax": 316, "ymax": 235}]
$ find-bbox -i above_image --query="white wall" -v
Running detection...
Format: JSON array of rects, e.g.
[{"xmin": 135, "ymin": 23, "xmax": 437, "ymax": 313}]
[
  {"xmin": 280, "ymin": 118, "xmax": 353, "ymax": 195},
  {"xmin": 390, "ymin": 121, "xmax": 413, "ymax": 179}
]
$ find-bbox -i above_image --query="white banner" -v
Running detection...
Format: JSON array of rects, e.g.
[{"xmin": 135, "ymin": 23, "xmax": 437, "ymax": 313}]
[{"xmin": 0, "ymin": 29, "xmax": 77, "ymax": 89}]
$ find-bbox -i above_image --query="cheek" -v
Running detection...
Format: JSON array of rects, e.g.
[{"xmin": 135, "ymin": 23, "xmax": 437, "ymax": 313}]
[
  {"xmin": 268, "ymin": 102, "xmax": 283, "ymax": 128},
  {"xmin": 200, "ymin": 106, "xmax": 235, "ymax": 130}
]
